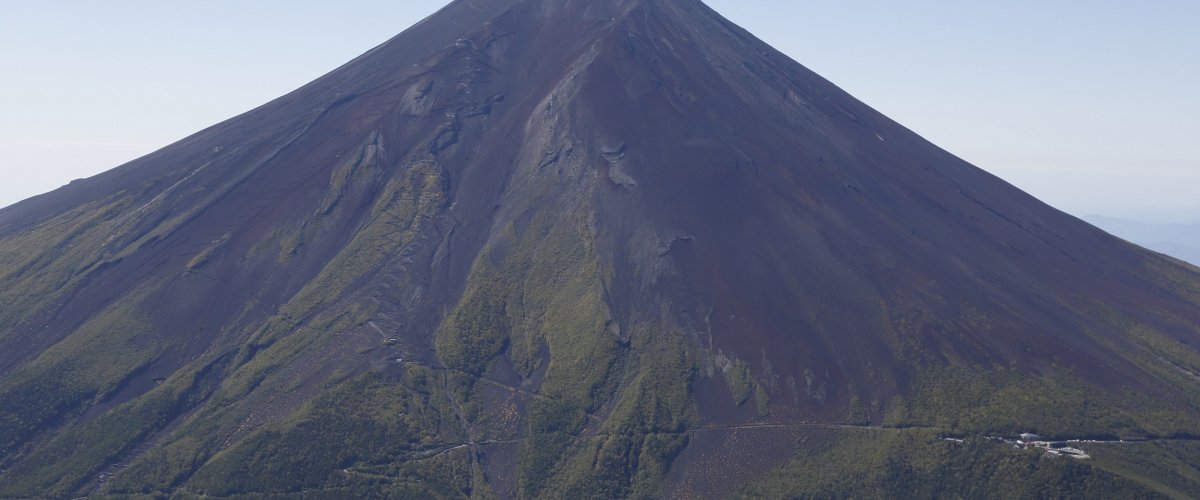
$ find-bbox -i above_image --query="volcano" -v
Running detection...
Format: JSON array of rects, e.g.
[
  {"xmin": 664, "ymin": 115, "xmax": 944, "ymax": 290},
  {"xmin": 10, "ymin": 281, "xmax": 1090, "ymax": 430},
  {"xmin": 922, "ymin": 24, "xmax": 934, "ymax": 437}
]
[{"xmin": 2, "ymin": 0, "xmax": 1199, "ymax": 498}]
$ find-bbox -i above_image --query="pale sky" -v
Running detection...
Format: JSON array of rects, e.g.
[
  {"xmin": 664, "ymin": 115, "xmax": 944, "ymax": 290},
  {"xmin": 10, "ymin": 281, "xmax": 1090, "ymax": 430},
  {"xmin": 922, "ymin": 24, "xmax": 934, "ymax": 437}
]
[{"xmin": 2, "ymin": 1, "xmax": 1198, "ymax": 221}]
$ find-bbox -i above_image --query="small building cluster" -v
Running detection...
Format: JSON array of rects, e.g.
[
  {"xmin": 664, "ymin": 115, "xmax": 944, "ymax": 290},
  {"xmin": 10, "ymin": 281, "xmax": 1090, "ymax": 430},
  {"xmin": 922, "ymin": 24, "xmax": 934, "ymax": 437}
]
[{"xmin": 1012, "ymin": 433, "xmax": 1091, "ymax": 459}]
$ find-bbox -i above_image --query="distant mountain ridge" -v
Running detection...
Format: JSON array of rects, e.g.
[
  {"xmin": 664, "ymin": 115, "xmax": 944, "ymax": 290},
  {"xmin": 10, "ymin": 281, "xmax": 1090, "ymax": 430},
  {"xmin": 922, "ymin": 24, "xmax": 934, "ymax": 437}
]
[
  {"xmin": 1, "ymin": 0, "xmax": 1199, "ymax": 497},
  {"xmin": 1087, "ymin": 215, "xmax": 1200, "ymax": 266}
]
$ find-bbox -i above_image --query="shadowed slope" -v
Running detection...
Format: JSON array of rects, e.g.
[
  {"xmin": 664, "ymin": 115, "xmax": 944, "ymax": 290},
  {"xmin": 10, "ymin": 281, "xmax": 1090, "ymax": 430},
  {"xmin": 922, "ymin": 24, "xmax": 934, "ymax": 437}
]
[{"xmin": 1, "ymin": 0, "xmax": 1198, "ymax": 497}]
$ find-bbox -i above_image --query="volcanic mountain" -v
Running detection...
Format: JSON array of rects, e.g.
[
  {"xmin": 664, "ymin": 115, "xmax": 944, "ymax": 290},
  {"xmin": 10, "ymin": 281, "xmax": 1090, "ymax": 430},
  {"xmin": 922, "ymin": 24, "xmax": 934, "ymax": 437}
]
[{"xmin": 2, "ymin": 0, "xmax": 1199, "ymax": 497}]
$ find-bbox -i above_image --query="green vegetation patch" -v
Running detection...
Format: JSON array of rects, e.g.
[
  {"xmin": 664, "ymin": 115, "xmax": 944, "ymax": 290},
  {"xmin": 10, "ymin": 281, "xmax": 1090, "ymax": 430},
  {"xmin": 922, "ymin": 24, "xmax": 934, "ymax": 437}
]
[
  {"xmin": 271, "ymin": 160, "xmax": 447, "ymax": 320},
  {"xmin": 719, "ymin": 355, "xmax": 754, "ymax": 407},
  {"xmin": 738, "ymin": 429, "xmax": 1166, "ymax": 499},
  {"xmin": 0, "ymin": 292, "xmax": 162, "ymax": 463},
  {"xmin": 1088, "ymin": 441, "xmax": 1200, "ymax": 499},
  {"xmin": 0, "ymin": 352, "xmax": 232, "ymax": 498},
  {"xmin": 889, "ymin": 363, "xmax": 1200, "ymax": 438},
  {"xmin": 0, "ymin": 193, "xmax": 137, "ymax": 337},
  {"xmin": 716, "ymin": 353, "xmax": 770, "ymax": 418},
  {"xmin": 163, "ymin": 371, "xmax": 471, "ymax": 498},
  {"xmin": 87, "ymin": 158, "xmax": 452, "ymax": 496},
  {"xmin": 435, "ymin": 260, "xmax": 512, "ymax": 376},
  {"xmin": 432, "ymin": 192, "xmax": 700, "ymax": 499}
]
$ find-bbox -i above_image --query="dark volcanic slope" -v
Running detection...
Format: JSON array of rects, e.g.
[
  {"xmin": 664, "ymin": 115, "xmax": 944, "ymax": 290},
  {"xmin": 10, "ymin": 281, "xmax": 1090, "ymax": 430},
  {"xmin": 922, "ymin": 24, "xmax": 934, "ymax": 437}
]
[{"xmin": 2, "ymin": 0, "xmax": 1199, "ymax": 497}]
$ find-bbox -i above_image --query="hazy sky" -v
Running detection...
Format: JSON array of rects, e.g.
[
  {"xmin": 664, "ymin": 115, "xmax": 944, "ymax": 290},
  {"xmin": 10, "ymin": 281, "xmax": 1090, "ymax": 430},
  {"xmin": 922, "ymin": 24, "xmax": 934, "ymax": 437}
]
[{"xmin": 2, "ymin": 1, "xmax": 1198, "ymax": 221}]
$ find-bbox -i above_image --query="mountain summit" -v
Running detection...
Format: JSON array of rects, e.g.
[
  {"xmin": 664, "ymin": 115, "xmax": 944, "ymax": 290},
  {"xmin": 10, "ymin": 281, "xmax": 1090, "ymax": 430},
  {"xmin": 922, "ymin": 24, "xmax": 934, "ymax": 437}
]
[{"xmin": 2, "ymin": 0, "xmax": 1199, "ymax": 497}]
